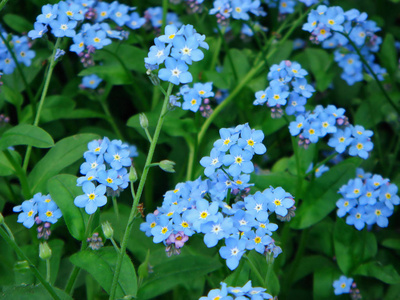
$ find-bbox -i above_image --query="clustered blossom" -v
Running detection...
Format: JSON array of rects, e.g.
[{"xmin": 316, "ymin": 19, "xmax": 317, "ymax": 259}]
[
  {"xmin": 28, "ymin": 1, "xmax": 146, "ymax": 66},
  {"xmin": 336, "ymin": 168, "xmax": 399, "ymax": 230},
  {"xmin": 13, "ymin": 193, "xmax": 62, "ymax": 231},
  {"xmin": 0, "ymin": 26, "xmax": 35, "ymax": 75},
  {"xmin": 209, "ymin": 0, "xmax": 266, "ymax": 26},
  {"xmin": 253, "ymin": 60, "xmax": 314, "ymax": 116},
  {"xmin": 303, "ymin": 5, "xmax": 386, "ymax": 85},
  {"xmin": 74, "ymin": 137, "xmax": 138, "ymax": 214},
  {"xmin": 175, "ymin": 82, "xmax": 215, "ymax": 115},
  {"xmin": 264, "ymin": 0, "xmax": 322, "ymax": 15},
  {"xmin": 140, "ymin": 124, "xmax": 295, "ymax": 270},
  {"xmin": 145, "ymin": 24, "xmax": 208, "ymax": 85},
  {"xmin": 199, "ymin": 281, "xmax": 272, "ymax": 300},
  {"xmin": 290, "ymin": 106, "xmax": 374, "ymax": 159}
]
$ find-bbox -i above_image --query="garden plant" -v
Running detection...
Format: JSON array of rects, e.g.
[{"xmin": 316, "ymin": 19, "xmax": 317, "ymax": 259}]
[{"xmin": 0, "ymin": 0, "xmax": 400, "ymax": 299}]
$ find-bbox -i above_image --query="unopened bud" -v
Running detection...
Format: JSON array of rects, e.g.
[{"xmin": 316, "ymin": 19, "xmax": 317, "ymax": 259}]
[
  {"xmin": 139, "ymin": 113, "xmax": 149, "ymax": 129},
  {"xmin": 14, "ymin": 260, "xmax": 30, "ymax": 273},
  {"xmin": 102, "ymin": 221, "xmax": 114, "ymax": 239},
  {"xmin": 129, "ymin": 165, "xmax": 138, "ymax": 183},
  {"xmin": 159, "ymin": 160, "xmax": 176, "ymax": 173},
  {"xmin": 39, "ymin": 242, "xmax": 52, "ymax": 260}
]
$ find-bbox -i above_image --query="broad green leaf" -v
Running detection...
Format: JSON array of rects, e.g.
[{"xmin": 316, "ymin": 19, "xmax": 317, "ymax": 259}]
[
  {"xmin": 70, "ymin": 247, "xmax": 137, "ymax": 298},
  {"xmin": 79, "ymin": 65, "xmax": 131, "ymax": 85},
  {"xmin": 138, "ymin": 253, "xmax": 222, "ymax": 299},
  {"xmin": 354, "ymin": 261, "xmax": 400, "ymax": 284},
  {"xmin": 63, "ymin": 109, "xmax": 106, "ymax": 119},
  {"xmin": 0, "ymin": 85, "xmax": 23, "ymax": 107},
  {"xmin": 28, "ymin": 133, "xmax": 99, "ymax": 193},
  {"xmin": 252, "ymin": 172, "xmax": 298, "ymax": 195},
  {"xmin": 290, "ymin": 158, "xmax": 361, "ymax": 229},
  {"xmin": 268, "ymin": 40, "xmax": 293, "ymax": 66},
  {"xmin": 313, "ymin": 267, "xmax": 339, "ymax": 300},
  {"xmin": 47, "ymin": 175, "xmax": 87, "ymax": 240},
  {"xmin": 293, "ymin": 255, "xmax": 335, "ymax": 284},
  {"xmin": 304, "ymin": 48, "xmax": 335, "ymax": 92},
  {"xmin": 3, "ymin": 14, "xmax": 32, "ymax": 33},
  {"xmin": 0, "ymin": 149, "xmax": 21, "ymax": 176},
  {"xmin": 223, "ymin": 48, "xmax": 250, "ymax": 87},
  {"xmin": 40, "ymin": 96, "xmax": 75, "ymax": 123},
  {"xmin": 381, "ymin": 238, "xmax": 400, "ymax": 250},
  {"xmin": 334, "ymin": 218, "xmax": 377, "ymax": 274},
  {"xmin": 379, "ymin": 33, "xmax": 397, "ymax": 76},
  {"xmin": 0, "ymin": 124, "xmax": 54, "ymax": 151},
  {"xmin": 0, "ymin": 284, "xmax": 72, "ymax": 300}
]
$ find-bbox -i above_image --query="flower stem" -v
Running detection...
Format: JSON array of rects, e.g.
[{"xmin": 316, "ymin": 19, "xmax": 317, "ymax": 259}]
[
  {"xmin": 46, "ymin": 259, "xmax": 51, "ymax": 283},
  {"xmin": 3, "ymin": 149, "xmax": 31, "ymax": 199},
  {"xmin": 112, "ymin": 196, "xmax": 119, "ymax": 220},
  {"xmin": 22, "ymin": 38, "xmax": 61, "ymax": 172},
  {"xmin": 108, "ymin": 83, "xmax": 174, "ymax": 300},
  {"xmin": 0, "ymin": 227, "xmax": 60, "ymax": 300}
]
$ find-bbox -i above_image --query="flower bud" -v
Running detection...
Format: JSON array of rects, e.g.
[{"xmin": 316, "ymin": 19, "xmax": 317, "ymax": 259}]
[
  {"xmin": 102, "ymin": 221, "xmax": 114, "ymax": 239},
  {"xmin": 159, "ymin": 160, "xmax": 176, "ymax": 173},
  {"xmin": 139, "ymin": 113, "xmax": 149, "ymax": 129},
  {"xmin": 129, "ymin": 165, "xmax": 138, "ymax": 183},
  {"xmin": 39, "ymin": 242, "xmax": 52, "ymax": 260}
]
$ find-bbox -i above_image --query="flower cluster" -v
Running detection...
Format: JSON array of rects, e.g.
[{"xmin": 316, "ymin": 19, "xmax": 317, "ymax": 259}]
[
  {"xmin": 28, "ymin": 1, "xmax": 146, "ymax": 64},
  {"xmin": 336, "ymin": 168, "xmax": 399, "ymax": 230},
  {"xmin": 144, "ymin": 6, "xmax": 181, "ymax": 29},
  {"xmin": 141, "ymin": 124, "xmax": 295, "ymax": 270},
  {"xmin": 303, "ymin": 5, "xmax": 386, "ymax": 85},
  {"xmin": 253, "ymin": 60, "xmax": 314, "ymax": 116},
  {"xmin": 0, "ymin": 28, "xmax": 35, "ymax": 75},
  {"xmin": 13, "ymin": 193, "xmax": 62, "ymax": 230},
  {"xmin": 176, "ymin": 82, "xmax": 215, "ymax": 114},
  {"xmin": 209, "ymin": 0, "xmax": 266, "ymax": 26},
  {"xmin": 145, "ymin": 24, "xmax": 208, "ymax": 85},
  {"xmin": 264, "ymin": 0, "xmax": 321, "ymax": 15},
  {"xmin": 74, "ymin": 137, "xmax": 138, "ymax": 214},
  {"xmin": 290, "ymin": 106, "xmax": 374, "ymax": 158},
  {"xmin": 200, "ymin": 280, "xmax": 272, "ymax": 300}
]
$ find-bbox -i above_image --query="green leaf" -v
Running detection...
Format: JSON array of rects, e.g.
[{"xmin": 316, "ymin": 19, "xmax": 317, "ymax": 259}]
[
  {"xmin": 40, "ymin": 96, "xmax": 75, "ymax": 123},
  {"xmin": 95, "ymin": 44, "xmax": 147, "ymax": 72},
  {"xmin": 0, "ymin": 124, "xmax": 54, "ymax": 151},
  {"xmin": 290, "ymin": 158, "xmax": 361, "ymax": 229},
  {"xmin": 313, "ymin": 267, "xmax": 339, "ymax": 300},
  {"xmin": 0, "ymin": 285, "xmax": 72, "ymax": 300},
  {"xmin": 293, "ymin": 255, "xmax": 335, "ymax": 284},
  {"xmin": 252, "ymin": 172, "xmax": 298, "ymax": 195},
  {"xmin": 334, "ymin": 218, "xmax": 378, "ymax": 274},
  {"xmin": 47, "ymin": 175, "xmax": 87, "ymax": 240},
  {"xmin": 79, "ymin": 65, "xmax": 131, "ymax": 85},
  {"xmin": 0, "ymin": 149, "xmax": 21, "ymax": 176},
  {"xmin": 381, "ymin": 238, "xmax": 400, "ymax": 250},
  {"xmin": 268, "ymin": 40, "xmax": 293, "ymax": 66},
  {"xmin": 28, "ymin": 133, "xmax": 99, "ymax": 193},
  {"xmin": 303, "ymin": 48, "xmax": 335, "ymax": 92},
  {"xmin": 138, "ymin": 254, "xmax": 222, "ymax": 299},
  {"xmin": 3, "ymin": 14, "xmax": 32, "ymax": 33},
  {"xmin": 0, "ymin": 85, "xmax": 23, "ymax": 107},
  {"xmin": 379, "ymin": 33, "xmax": 397, "ymax": 76},
  {"xmin": 354, "ymin": 261, "xmax": 400, "ymax": 284},
  {"xmin": 70, "ymin": 247, "xmax": 137, "ymax": 298},
  {"xmin": 223, "ymin": 48, "xmax": 250, "ymax": 87}
]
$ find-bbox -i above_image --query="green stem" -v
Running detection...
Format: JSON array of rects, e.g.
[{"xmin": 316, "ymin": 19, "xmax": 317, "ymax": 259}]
[
  {"xmin": 0, "ymin": 227, "xmax": 60, "ymax": 300},
  {"xmin": 144, "ymin": 127, "xmax": 153, "ymax": 143},
  {"xmin": 109, "ymin": 83, "xmax": 174, "ymax": 300},
  {"xmin": 339, "ymin": 32, "xmax": 400, "ymax": 115},
  {"xmin": 1, "ymin": 222, "xmax": 15, "ymax": 241},
  {"xmin": 112, "ymin": 196, "xmax": 119, "ymax": 220},
  {"xmin": 216, "ymin": 26, "xmax": 238, "ymax": 82},
  {"xmin": 3, "ymin": 149, "xmax": 31, "ymax": 199},
  {"xmin": 110, "ymin": 238, "xmax": 121, "ymax": 254},
  {"xmin": 161, "ymin": 0, "xmax": 168, "ymax": 32},
  {"xmin": 99, "ymin": 97, "xmax": 124, "ymax": 140},
  {"xmin": 209, "ymin": 34, "xmax": 222, "ymax": 72},
  {"xmin": 46, "ymin": 259, "xmax": 51, "ymax": 283},
  {"xmin": 185, "ymin": 137, "xmax": 196, "ymax": 181},
  {"xmin": 22, "ymin": 38, "xmax": 61, "ymax": 172}
]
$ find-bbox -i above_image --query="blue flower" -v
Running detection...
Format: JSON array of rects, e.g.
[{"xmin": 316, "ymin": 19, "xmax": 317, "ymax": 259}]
[
  {"xmin": 49, "ymin": 15, "xmax": 77, "ymax": 38},
  {"xmin": 328, "ymin": 127, "xmax": 353, "ymax": 153},
  {"xmin": 97, "ymin": 169, "xmax": 123, "ymax": 191},
  {"xmin": 38, "ymin": 199, "xmax": 62, "ymax": 224},
  {"xmin": 150, "ymin": 215, "xmax": 173, "ymax": 243},
  {"xmin": 158, "ymin": 58, "xmax": 193, "ymax": 85},
  {"xmin": 200, "ymin": 148, "xmax": 224, "ymax": 177},
  {"xmin": 222, "ymin": 145, "xmax": 254, "ymax": 177},
  {"xmin": 346, "ymin": 206, "xmax": 367, "ymax": 230},
  {"xmin": 171, "ymin": 36, "xmax": 204, "ymax": 65},
  {"xmin": 201, "ymin": 213, "xmax": 233, "ymax": 248},
  {"xmin": 333, "ymin": 276, "xmax": 353, "ymax": 295},
  {"xmin": 36, "ymin": 4, "xmax": 58, "ymax": 24},
  {"xmin": 126, "ymin": 12, "xmax": 146, "ymax": 30},
  {"xmin": 74, "ymin": 182, "xmax": 107, "ymax": 214},
  {"xmin": 219, "ymin": 237, "xmax": 246, "ymax": 270},
  {"xmin": 182, "ymin": 89, "xmax": 202, "ymax": 112},
  {"xmin": 81, "ymin": 74, "xmax": 102, "ymax": 89},
  {"xmin": 14, "ymin": 200, "xmax": 37, "ymax": 228}
]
